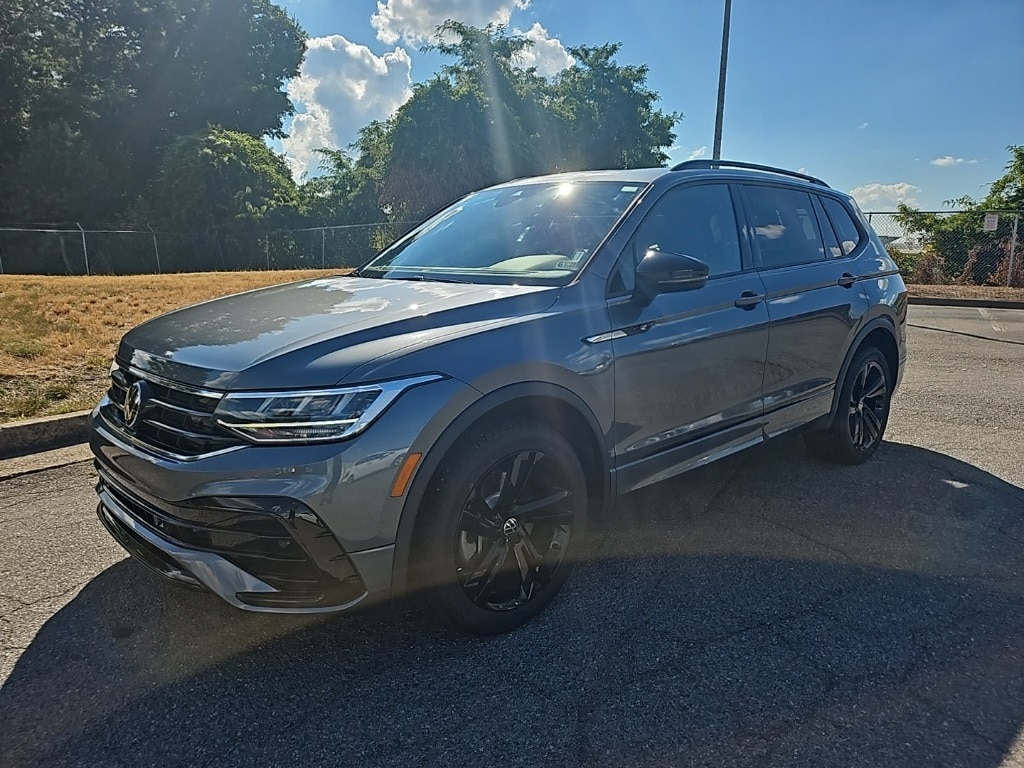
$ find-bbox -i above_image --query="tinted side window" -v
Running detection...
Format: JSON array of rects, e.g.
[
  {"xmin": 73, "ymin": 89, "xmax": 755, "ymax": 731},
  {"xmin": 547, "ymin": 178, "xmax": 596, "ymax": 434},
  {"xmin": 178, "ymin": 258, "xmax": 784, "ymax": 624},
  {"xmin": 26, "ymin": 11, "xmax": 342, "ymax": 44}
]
[
  {"xmin": 744, "ymin": 186, "xmax": 826, "ymax": 268},
  {"xmin": 821, "ymin": 197, "xmax": 862, "ymax": 255},
  {"xmin": 632, "ymin": 184, "xmax": 742, "ymax": 277},
  {"xmin": 812, "ymin": 196, "xmax": 843, "ymax": 258}
]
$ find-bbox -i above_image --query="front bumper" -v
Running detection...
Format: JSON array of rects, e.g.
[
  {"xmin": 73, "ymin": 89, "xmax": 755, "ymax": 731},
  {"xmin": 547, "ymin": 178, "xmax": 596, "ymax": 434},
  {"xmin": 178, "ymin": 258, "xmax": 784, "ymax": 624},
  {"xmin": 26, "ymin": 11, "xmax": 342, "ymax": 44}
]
[
  {"xmin": 95, "ymin": 469, "xmax": 367, "ymax": 611},
  {"xmin": 89, "ymin": 375, "xmax": 476, "ymax": 612}
]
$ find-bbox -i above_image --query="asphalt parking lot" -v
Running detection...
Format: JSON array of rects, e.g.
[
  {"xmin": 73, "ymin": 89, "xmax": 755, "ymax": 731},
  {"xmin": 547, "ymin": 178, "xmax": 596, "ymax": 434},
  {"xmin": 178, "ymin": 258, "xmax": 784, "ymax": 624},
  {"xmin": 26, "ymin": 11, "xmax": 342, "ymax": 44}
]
[{"xmin": 2, "ymin": 305, "xmax": 1023, "ymax": 768}]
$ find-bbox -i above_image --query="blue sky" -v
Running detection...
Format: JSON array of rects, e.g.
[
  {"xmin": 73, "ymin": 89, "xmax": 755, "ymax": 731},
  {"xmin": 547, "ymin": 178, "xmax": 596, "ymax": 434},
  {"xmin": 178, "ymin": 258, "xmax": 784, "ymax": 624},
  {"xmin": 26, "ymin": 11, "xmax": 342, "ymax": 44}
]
[{"xmin": 276, "ymin": 0, "xmax": 1023, "ymax": 211}]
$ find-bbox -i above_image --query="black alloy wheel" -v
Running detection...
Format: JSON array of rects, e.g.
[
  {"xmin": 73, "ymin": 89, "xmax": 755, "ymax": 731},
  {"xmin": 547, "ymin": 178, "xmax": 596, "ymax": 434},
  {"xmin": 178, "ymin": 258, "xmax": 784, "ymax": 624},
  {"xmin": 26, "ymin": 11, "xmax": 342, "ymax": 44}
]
[
  {"xmin": 417, "ymin": 422, "xmax": 587, "ymax": 634},
  {"xmin": 455, "ymin": 449, "xmax": 574, "ymax": 612},
  {"xmin": 847, "ymin": 359, "xmax": 888, "ymax": 453},
  {"xmin": 805, "ymin": 346, "xmax": 893, "ymax": 465}
]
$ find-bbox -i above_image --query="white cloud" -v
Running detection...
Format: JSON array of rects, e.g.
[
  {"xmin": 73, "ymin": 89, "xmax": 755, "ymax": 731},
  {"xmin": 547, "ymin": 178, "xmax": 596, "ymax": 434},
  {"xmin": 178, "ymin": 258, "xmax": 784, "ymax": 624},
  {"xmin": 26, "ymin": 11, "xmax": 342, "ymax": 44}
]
[
  {"xmin": 372, "ymin": 0, "xmax": 529, "ymax": 45},
  {"xmin": 688, "ymin": 145, "xmax": 707, "ymax": 160},
  {"xmin": 282, "ymin": 36, "xmax": 413, "ymax": 180},
  {"xmin": 857, "ymin": 122, "xmax": 868, "ymax": 130},
  {"xmin": 512, "ymin": 23, "xmax": 573, "ymax": 77},
  {"xmin": 930, "ymin": 155, "xmax": 977, "ymax": 166},
  {"xmin": 849, "ymin": 182, "xmax": 920, "ymax": 210}
]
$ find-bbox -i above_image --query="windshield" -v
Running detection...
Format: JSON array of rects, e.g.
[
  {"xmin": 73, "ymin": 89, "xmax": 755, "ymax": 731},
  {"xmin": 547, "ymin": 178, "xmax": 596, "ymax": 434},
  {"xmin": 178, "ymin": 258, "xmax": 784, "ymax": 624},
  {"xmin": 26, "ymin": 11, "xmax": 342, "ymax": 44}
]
[{"xmin": 356, "ymin": 180, "xmax": 646, "ymax": 285}]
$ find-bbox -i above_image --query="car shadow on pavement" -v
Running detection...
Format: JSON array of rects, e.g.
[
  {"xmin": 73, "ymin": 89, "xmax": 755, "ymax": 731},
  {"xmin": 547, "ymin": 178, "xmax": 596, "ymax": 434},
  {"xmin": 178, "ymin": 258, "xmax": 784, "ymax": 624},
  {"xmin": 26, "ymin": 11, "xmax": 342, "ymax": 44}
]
[{"xmin": 3, "ymin": 437, "xmax": 1024, "ymax": 768}]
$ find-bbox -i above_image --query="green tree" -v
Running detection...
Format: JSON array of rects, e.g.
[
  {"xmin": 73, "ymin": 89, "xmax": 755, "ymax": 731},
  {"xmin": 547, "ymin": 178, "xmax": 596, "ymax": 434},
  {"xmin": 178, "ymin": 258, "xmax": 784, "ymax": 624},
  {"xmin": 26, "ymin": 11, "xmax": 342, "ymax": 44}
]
[
  {"xmin": 0, "ymin": 1, "xmax": 40, "ymax": 172},
  {"xmin": 3, "ymin": 121, "xmax": 111, "ymax": 224},
  {"xmin": 367, "ymin": 23, "xmax": 679, "ymax": 221},
  {"xmin": 553, "ymin": 43, "xmax": 679, "ymax": 170},
  {"xmin": 152, "ymin": 127, "xmax": 299, "ymax": 235},
  {"xmin": 299, "ymin": 148, "xmax": 397, "ymax": 264},
  {"xmin": 0, "ymin": 0, "xmax": 305, "ymax": 226},
  {"xmin": 895, "ymin": 146, "xmax": 1024, "ymax": 285},
  {"xmin": 983, "ymin": 144, "xmax": 1024, "ymax": 211},
  {"xmin": 376, "ymin": 22, "xmax": 553, "ymax": 219}
]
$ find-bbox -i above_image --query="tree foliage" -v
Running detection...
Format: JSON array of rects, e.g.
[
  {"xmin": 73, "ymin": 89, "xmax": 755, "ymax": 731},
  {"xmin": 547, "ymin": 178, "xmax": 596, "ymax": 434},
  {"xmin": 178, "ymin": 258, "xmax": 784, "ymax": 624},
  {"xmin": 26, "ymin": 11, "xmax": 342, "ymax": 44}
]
[
  {"xmin": 895, "ymin": 146, "xmax": 1024, "ymax": 285},
  {"xmin": 554, "ymin": 43, "xmax": 678, "ymax": 170},
  {"xmin": 152, "ymin": 128, "xmax": 299, "ymax": 234},
  {"xmin": 2, "ymin": 12, "xmax": 684, "ymax": 272},
  {"xmin": 348, "ymin": 23, "xmax": 680, "ymax": 221},
  {"xmin": 0, "ymin": 0, "xmax": 305, "ymax": 225}
]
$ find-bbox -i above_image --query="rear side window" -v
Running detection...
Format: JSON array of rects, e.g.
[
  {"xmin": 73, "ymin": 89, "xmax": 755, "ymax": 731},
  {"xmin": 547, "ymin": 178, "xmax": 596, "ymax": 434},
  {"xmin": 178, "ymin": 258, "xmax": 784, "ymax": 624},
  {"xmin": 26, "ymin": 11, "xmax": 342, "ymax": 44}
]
[
  {"xmin": 743, "ymin": 186, "xmax": 825, "ymax": 268},
  {"xmin": 812, "ymin": 196, "xmax": 843, "ymax": 258},
  {"xmin": 821, "ymin": 197, "xmax": 862, "ymax": 256}
]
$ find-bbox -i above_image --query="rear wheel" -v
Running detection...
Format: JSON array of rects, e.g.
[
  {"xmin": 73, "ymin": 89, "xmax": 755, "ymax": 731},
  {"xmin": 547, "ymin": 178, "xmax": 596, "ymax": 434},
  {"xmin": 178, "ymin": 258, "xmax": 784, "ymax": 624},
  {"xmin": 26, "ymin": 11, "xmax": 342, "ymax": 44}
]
[
  {"xmin": 805, "ymin": 347, "xmax": 892, "ymax": 465},
  {"xmin": 415, "ymin": 421, "xmax": 587, "ymax": 635}
]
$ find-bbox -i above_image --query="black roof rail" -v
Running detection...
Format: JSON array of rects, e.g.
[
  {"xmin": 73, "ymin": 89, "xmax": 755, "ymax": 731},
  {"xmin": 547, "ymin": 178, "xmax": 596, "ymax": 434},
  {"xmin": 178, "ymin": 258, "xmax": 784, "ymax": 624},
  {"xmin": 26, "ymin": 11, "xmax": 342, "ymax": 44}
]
[{"xmin": 669, "ymin": 159, "xmax": 830, "ymax": 188}]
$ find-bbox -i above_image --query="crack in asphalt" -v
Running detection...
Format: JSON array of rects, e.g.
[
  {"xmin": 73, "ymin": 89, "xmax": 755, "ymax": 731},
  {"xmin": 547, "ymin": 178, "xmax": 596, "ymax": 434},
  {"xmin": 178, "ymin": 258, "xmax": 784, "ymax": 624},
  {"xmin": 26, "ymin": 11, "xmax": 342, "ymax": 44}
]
[
  {"xmin": 0, "ymin": 583, "xmax": 88, "ymax": 622},
  {"xmin": 758, "ymin": 513, "xmax": 855, "ymax": 564}
]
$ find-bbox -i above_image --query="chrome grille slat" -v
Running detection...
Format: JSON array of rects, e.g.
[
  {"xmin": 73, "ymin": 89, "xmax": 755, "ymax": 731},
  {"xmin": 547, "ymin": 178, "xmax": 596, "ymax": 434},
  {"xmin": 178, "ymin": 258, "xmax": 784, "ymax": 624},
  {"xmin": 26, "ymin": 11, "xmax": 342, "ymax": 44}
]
[
  {"xmin": 140, "ymin": 418, "xmax": 219, "ymax": 442},
  {"xmin": 147, "ymin": 396, "xmax": 214, "ymax": 420}
]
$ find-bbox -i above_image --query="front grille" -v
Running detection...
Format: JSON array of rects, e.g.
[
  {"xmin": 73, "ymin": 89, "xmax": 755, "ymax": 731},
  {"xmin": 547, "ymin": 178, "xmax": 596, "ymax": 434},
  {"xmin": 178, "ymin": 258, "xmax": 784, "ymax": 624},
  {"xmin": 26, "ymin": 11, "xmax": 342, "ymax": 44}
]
[
  {"xmin": 100, "ymin": 364, "xmax": 244, "ymax": 459},
  {"xmin": 96, "ymin": 473, "xmax": 366, "ymax": 609}
]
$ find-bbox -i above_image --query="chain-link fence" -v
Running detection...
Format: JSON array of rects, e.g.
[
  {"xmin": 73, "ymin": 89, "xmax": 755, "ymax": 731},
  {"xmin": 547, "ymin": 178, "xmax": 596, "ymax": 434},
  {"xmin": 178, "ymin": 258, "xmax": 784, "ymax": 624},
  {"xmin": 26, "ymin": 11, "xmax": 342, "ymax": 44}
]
[
  {"xmin": 867, "ymin": 210, "xmax": 1022, "ymax": 288},
  {"xmin": 0, "ymin": 222, "xmax": 416, "ymax": 276},
  {"xmin": 1, "ymin": 213, "xmax": 1020, "ymax": 286}
]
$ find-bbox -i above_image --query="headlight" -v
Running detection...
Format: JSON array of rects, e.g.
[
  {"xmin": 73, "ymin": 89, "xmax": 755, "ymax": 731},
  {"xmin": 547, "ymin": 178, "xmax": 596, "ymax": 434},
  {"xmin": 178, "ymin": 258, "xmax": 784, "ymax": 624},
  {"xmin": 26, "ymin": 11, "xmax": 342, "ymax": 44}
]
[{"xmin": 214, "ymin": 374, "xmax": 444, "ymax": 444}]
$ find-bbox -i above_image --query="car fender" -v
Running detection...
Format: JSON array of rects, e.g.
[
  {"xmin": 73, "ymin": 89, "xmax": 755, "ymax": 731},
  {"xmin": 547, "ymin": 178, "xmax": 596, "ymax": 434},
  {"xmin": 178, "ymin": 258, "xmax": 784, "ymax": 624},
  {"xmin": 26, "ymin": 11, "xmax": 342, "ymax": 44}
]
[
  {"xmin": 827, "ymin": 312, "xmax": 900, "ymax": 422},
  {"xmin": 389, "ymin": 380, "xmax": 609, "ymax": 599}
]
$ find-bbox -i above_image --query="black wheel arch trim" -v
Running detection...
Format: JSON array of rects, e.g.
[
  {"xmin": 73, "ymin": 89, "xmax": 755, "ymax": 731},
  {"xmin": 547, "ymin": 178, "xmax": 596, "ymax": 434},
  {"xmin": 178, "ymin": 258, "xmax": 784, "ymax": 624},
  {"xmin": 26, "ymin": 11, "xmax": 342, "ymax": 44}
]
[
  {"xmin": 389, "ymin": 380, "xmax": 610, "ymax": 599},
  {"xmin": 827, "ymin": 314, "xmax": 900, "ymax": 423}
]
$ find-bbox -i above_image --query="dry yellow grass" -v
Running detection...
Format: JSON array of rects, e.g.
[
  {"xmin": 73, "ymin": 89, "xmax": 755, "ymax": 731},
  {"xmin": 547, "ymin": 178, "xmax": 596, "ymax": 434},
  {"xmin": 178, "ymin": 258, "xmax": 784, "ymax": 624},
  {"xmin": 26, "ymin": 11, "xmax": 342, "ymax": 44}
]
[
  {"xmin": 2, "ymin": 272, "xmax": 1021, "ymax": 423},
  {"xmin": 0, "ymin": 270, "xmax": 337, "ymax": 422}
]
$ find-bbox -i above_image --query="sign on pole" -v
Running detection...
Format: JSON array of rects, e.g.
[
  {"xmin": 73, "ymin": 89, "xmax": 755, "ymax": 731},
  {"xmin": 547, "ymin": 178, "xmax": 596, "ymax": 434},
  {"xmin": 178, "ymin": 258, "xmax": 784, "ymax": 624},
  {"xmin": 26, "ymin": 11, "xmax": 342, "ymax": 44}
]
[{"xmin": 983, "ymin": 213, "xmax": 999, "ymax": 232}]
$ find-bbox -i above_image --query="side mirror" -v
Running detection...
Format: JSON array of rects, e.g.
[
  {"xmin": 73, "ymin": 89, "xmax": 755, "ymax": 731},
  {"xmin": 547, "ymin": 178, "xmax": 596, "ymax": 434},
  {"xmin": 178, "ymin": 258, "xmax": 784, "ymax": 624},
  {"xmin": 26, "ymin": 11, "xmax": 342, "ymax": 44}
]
[{"xmin": 635, "ymin": 249, "xmax": 709, "ymax": 302}]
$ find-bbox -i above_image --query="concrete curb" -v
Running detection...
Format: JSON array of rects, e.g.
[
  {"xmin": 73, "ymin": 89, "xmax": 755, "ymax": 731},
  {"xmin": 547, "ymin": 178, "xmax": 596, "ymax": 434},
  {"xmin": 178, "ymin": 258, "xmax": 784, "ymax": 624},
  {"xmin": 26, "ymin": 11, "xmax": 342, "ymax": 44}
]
[
  {"xmin": 0, "ymin": 410, "xmax": 92, "ymax": 460},
  {"xmin": 908, "ymin": 296, "xmax": 1024, "ymax": 310}
]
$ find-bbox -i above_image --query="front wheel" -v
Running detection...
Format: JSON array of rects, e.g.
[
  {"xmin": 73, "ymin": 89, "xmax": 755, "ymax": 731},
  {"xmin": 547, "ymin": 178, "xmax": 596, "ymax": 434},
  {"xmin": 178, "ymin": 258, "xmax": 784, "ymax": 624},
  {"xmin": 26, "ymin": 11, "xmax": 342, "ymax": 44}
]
[
  {"xmin": 415, "ymin": 421, "xmax": 588, "ymax": 634},
  {"xmin": 805, "ymin": 347, "xmax": 892, "ymax": 465}
]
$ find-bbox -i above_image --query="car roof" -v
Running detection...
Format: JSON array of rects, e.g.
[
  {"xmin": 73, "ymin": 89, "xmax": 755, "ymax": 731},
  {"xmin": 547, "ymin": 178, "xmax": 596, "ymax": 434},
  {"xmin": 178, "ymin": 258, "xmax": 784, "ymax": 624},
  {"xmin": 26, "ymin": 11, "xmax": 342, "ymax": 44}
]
[
  {"xmin": 492, "ymin": 162, "xmax": 851, "ymax": 201},
  {"xmin": 496, "ymin": 168, "xmax": 669, "ymax": 188}
]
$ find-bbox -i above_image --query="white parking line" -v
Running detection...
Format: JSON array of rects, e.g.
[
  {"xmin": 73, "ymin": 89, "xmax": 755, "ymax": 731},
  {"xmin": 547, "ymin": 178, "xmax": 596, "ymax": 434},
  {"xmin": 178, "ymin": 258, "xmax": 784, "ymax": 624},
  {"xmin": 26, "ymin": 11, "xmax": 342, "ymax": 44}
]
[{"xmin": 978, "ymin": 307, "xmax": 1004, "ymax": 332}]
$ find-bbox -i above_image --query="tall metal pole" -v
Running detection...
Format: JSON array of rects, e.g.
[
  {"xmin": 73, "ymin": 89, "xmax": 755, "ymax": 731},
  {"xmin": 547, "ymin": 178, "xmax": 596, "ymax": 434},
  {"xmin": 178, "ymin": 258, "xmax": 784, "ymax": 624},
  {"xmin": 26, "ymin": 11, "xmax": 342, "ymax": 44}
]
[{"xmin": 712, "ymin": 0, "xmax": 733, "ymax": 161}]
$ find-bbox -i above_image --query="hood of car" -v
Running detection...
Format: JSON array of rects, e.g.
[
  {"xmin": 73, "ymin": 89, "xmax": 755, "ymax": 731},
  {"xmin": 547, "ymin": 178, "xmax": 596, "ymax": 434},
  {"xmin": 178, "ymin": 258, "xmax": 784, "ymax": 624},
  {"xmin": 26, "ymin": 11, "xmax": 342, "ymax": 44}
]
[{"xmin": 117, "ymin": 276, "xmax": 559, "ymax": 390}]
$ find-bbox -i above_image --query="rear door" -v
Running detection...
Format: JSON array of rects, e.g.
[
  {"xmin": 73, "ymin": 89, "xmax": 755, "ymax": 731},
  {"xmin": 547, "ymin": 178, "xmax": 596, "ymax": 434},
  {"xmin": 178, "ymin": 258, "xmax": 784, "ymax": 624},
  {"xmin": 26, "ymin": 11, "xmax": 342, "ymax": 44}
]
[
  {"xmin": 607, "ymin": 182, "xmax": 770, "ymax": 491},
  {"xmin": 738, "ymin": 184, "xmax": 869, "ymax": 437}
]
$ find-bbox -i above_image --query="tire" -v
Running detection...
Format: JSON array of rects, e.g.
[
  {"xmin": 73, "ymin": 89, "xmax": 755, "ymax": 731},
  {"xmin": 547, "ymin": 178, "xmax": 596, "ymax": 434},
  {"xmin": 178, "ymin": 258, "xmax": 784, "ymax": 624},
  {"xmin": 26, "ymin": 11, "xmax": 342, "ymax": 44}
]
[
  {"xmin": 805, "ymin": 346, "xmax": 893, "ymax": 465},
  {"xmin": 414, "ymin": 421, "xmax": 588, "ymax": 635}
]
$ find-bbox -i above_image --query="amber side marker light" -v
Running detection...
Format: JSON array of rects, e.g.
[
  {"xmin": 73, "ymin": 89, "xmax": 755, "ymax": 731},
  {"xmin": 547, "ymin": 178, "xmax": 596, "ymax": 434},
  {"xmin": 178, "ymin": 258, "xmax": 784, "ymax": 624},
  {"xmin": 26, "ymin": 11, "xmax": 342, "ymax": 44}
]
[{"xmin": 390, "ymin": 452, "xmax": 423, "ymax": 497}]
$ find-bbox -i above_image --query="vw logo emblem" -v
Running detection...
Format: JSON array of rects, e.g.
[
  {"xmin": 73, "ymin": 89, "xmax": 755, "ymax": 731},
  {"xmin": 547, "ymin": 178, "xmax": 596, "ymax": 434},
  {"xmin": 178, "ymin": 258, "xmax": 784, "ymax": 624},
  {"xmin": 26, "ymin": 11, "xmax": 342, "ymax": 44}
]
[
  {"xmin": 123, "ymin": 381, "xmax": 145, "ymax": 429},
  {"xmin": 502, "ymin": 518, "xmax": 520, "ymax": 537}
]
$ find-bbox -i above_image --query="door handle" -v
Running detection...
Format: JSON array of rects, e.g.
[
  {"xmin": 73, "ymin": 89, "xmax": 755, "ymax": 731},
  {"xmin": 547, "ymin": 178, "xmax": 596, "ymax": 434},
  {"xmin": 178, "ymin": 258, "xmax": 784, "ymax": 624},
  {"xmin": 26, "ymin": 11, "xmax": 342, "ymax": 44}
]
[
  {"xmin": 734, "ymin": 291, "xmax": 765, "ymax": 309},
  {"xmin": 838, "ymin": 273, "xmax": 857, "ymax": 288}
]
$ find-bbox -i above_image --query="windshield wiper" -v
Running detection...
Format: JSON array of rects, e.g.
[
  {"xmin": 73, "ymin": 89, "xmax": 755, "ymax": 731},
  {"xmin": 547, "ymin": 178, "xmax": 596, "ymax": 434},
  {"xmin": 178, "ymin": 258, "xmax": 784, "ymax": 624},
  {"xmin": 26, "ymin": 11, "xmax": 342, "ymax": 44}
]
[{"xmin": 383, "ymin": 274, "xmax": 473, "ymax": 285}]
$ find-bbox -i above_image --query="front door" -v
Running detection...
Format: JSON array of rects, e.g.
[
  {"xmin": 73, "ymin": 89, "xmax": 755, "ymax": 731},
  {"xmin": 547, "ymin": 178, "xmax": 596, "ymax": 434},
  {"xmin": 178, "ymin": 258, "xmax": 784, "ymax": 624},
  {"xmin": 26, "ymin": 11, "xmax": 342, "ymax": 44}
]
[{"xmin": 606, "ymin": 182, "xmax": 770, "ymax": 492}]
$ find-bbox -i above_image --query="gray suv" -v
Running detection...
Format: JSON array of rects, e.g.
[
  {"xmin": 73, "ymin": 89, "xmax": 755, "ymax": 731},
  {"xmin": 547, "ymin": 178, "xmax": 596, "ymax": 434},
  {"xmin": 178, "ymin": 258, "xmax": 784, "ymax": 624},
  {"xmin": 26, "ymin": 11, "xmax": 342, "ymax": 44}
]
[{"xmin": 90, "ymin": 160, "xmax": 907, "ymax": 634}]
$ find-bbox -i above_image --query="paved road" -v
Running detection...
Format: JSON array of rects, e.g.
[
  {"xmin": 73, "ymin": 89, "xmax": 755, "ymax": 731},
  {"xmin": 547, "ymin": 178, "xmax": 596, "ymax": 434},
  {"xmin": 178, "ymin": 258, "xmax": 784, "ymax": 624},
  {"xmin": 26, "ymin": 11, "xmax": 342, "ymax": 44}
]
[{"xmin": 2, "ymin": 306, "xmax": 1023, "ymax": 768}]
